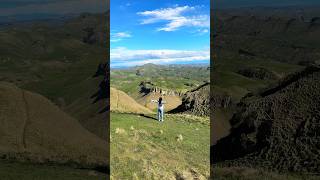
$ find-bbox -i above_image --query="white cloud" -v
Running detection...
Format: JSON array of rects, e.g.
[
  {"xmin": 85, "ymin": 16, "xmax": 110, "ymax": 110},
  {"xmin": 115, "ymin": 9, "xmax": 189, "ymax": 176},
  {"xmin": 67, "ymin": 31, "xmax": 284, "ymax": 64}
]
[
  {"xmin": 111, "ymin": 47, "xmax": 209, "ymax": 67},
  {"xmin": 111, "ymin": 32, "xmax": 132, "ymax": 42},
  {"xmin": 137, "ymin": 5, "xmax": 209, "ymax": 32},
  {"xmin": 195, "ymin": 28, "xmax": 209, "ymax": 35}
]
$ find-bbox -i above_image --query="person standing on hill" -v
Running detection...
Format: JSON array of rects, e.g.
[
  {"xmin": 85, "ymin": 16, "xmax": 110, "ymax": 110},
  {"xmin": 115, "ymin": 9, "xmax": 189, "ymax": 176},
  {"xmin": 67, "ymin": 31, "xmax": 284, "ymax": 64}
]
[{"xmin": 151, "ymin": 97, "xmax": 166, "ymax": 122}]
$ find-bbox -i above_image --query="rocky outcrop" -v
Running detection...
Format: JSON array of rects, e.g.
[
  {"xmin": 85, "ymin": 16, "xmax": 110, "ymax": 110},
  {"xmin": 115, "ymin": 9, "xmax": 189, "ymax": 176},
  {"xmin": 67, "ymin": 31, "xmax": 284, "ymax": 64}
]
[
  {"xmin": 211, "ymin": 92, "xmax": 232, "ymax": 110},
  {"xmin": 170, "ymin": 83, "xmax": 210, "ymax": 117},
  {"xmin": 139, "ymin": 81, "xmax": 183, "ymax": 97},
  {"xmin": 237, "ymin": 67, "xmax": 280, "ymax": 80}
]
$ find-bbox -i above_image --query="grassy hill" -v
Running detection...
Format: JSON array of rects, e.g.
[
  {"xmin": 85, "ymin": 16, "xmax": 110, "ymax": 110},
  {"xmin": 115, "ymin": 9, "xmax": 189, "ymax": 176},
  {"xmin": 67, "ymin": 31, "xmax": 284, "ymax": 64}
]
[
  {"xmin": 0, "ymin": 82, "xmax": 108, "ymax": 167},
  {"xmin": 111, "ymin": 113, "xmax": 209, "ymax": 179},
  {"xmin": 110, "ymin": 87, "xmax": 153, "ymax": 114}
]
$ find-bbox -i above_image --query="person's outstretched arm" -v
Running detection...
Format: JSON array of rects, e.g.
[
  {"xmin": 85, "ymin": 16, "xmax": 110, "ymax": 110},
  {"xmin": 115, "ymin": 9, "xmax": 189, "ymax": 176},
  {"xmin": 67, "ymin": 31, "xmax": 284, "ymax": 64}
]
[{"xmin": 151, "ymin": 100, "xmax": 158, "ymax": 103}]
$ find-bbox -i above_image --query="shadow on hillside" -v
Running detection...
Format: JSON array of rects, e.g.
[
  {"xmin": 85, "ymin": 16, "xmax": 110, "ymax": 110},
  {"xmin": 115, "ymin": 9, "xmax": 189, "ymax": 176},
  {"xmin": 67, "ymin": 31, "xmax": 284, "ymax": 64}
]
[{"xmin": 139, "ymin": 114, "xmax": 158, "ymax": 121}]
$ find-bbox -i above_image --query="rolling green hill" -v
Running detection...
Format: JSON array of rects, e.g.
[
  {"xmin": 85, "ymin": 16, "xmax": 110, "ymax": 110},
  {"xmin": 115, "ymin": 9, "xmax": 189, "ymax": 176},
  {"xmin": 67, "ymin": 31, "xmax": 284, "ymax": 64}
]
[{"xmin": 110, "ymin": 87, "xmax": 153, "ymax": 114}]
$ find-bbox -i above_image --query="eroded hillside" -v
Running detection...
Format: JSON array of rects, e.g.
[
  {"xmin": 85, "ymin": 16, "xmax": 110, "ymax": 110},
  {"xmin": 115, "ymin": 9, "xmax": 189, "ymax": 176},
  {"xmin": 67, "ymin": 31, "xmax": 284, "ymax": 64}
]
[{"xmin": 213, "ymin": 66, "xmax": 320, "ymax": 172}]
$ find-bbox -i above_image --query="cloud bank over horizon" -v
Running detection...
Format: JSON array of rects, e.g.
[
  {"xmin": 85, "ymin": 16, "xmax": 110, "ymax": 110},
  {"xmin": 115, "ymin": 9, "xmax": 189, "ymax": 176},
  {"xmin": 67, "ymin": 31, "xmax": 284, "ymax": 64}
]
[{"xmin": 111, "ymin": 47, "xmax": 209, "ymax": 67}]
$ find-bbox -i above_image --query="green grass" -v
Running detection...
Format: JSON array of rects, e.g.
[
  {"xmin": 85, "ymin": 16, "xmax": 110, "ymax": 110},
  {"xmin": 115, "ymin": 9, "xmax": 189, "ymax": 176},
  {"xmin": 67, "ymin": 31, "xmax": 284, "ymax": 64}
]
[
  {"xmin": 110, "ymin": 113, "xmax": 210, "ymax": 179},
  {"xmin": 0, "ymin": 160, "xmax": 106, "ymax": 180}
]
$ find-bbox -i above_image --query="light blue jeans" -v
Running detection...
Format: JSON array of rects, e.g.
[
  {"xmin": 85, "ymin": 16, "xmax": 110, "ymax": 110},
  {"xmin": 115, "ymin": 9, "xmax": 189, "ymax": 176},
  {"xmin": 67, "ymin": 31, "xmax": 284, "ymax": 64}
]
[{"xmin": 157, "ymin": 108, "xmax": 164, "ymax": 122}]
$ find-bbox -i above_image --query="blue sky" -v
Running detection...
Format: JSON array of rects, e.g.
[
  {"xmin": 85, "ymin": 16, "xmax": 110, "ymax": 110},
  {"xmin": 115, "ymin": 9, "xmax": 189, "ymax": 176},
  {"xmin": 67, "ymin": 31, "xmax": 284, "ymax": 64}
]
[{"xmin": 110, "ymin": 0, "xmax": 210, "ymax": 67}]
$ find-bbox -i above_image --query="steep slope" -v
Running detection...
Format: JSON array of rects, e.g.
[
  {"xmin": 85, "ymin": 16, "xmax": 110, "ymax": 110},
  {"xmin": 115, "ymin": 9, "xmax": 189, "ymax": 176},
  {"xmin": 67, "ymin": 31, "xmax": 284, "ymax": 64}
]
[
  {"xmin": 212, "ymin": 66, "xmax": 320, "ymax": 173},
  {"xmin": 66, "ymin": 63, "xmax": 109, "ymax": 140},
  {"xmin": 110, "ymin": 87, "xmax": 153, "ymax": 114},
  {"xmin": 0, "ymin": 82, "xmax": 108, "ymax": 168},
  {"xmin": 170, "ymin": 83, "xmax": 210, "ymax": 117}
]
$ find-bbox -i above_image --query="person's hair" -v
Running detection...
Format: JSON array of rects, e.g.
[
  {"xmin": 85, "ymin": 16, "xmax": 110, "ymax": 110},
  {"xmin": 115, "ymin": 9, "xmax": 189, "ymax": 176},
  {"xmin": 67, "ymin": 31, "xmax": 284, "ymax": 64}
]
[{"xmin": 158, "ymin": 97, "xmax": 162, "ymax": 104}]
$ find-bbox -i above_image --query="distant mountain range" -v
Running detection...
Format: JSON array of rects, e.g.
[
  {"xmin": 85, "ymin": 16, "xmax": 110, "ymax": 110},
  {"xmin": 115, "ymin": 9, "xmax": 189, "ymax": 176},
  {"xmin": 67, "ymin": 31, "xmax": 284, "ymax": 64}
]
[{"xmin": 0, "ymin": 13, "xmax": 76, "ymax": 25}]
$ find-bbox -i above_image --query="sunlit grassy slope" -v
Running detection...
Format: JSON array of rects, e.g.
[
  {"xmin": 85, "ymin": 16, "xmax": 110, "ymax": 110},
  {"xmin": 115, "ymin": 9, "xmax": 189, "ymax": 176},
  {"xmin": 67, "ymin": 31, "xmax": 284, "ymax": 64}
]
[{"xmin": 110, "ymin": 113, "xmax": 210, "ymax": 179}]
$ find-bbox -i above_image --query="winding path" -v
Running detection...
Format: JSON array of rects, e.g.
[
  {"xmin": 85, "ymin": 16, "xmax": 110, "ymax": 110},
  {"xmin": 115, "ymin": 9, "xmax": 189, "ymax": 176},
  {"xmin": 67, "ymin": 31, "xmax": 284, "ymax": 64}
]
[{"xmin": 21, "ymin": 90, "xmax": 30, "ymax": 150}]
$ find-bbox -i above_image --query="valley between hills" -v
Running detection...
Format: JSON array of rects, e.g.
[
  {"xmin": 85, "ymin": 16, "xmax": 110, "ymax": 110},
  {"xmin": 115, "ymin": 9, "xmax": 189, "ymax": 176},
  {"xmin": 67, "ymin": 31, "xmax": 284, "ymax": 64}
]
[{"xmin": 110, "ymin": 64, "xmax": 211, "ymax": 179}]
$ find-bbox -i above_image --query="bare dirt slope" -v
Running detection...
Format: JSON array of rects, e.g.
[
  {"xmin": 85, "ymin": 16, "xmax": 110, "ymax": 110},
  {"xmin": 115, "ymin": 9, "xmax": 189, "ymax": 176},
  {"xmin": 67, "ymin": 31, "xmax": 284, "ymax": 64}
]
[
  {"xmin": 0, "ymin": 82, "xmax": 108, "ymax": 167},
  {"xmin": 110, "ymin": 87, "xmax": 153, "ymax": 114},
  {"xmin": 137, "ymin": 92, "xmax": 182, "ymax": 112}
]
